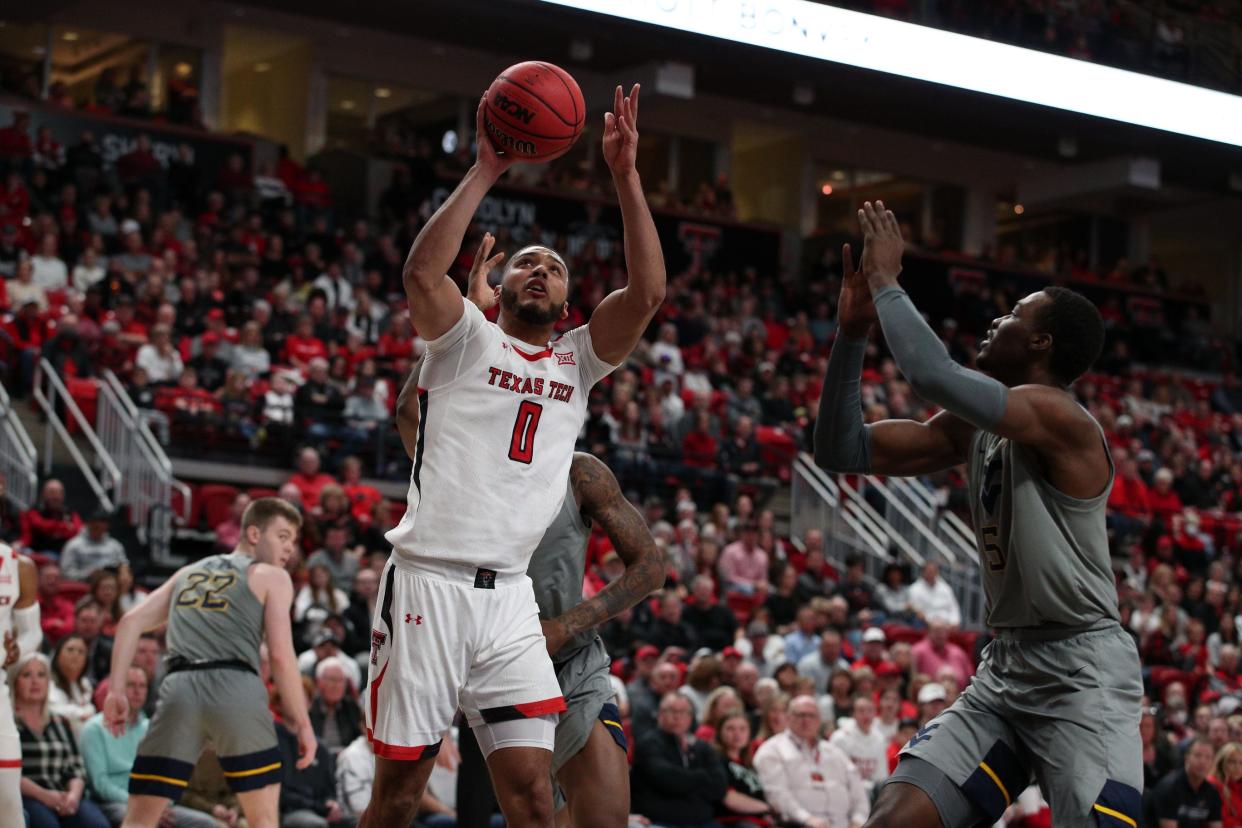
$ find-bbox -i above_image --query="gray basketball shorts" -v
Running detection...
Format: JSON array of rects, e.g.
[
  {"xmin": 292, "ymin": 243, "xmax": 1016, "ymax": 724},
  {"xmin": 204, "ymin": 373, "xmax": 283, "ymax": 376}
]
[
  {"xmin": 130, "ymin": 669, "xmax": 281, "ymax": 802},
  {"xmin": 551, "ymin": 636, "xmax": 625, "ymax": 776},
  {"xmin": 895, "ymin": 621, "xmax": 1143, "ymax": 828}
]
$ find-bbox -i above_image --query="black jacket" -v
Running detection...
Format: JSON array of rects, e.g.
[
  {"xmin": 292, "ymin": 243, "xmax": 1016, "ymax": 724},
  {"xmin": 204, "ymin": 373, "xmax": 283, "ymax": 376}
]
[
  {"xmin": 276, "ymin": 724, "xmax": 337, "ymax": 816},
  {"xmin": 309, "ymin": 696, "xmax": 364, "ymax": 753},
  {"xmin": 631, "ymin": 729, "xmax": 728, "ymax": 825},
  {"xmin": 682, "ymin": 601, "xmax": 738, "ymax": 652}
]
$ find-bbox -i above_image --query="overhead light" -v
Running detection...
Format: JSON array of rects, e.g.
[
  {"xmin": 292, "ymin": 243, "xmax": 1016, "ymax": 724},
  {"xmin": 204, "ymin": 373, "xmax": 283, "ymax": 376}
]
[
  {"xmin": 569, "ymin": 38, "xmax": 592, "ymax": 61},
  {"xmin": 174, "ymin": 62, "xmax": 193, "ymax": 77},
  {"xmin": 61, "ymin": 31, "xmax": 79, "ymax": 42},
  {"xmin": 820, "ymin": 184, "xmax": 833, "ymax": 196},
  {"xmin": 1058, "ymin": 136, "xmax": 1078, "ymax": 158},
  {"xmin": 253, "ymin": 62, "xmax": 270, "ymax": 73},
  {"xmin": 341, "ymin": 99, "xmax": 355, "ymax": 111},
  {"xmin": 31, "ymin": 46, "xmax": 45, "ymax": 55},
  {"xmin": 831, "ymin": 170, "xmax": 847, "ymax": 181},
  {"xmin": 442, "ymin": 130, "xmax": 458, "ymax": 154},
  {"xmin": 793, "ymin": 83, "xmax": 814, "ymax": 106},
  {"xmin": 1013, "ymin": 203, "xmax": 1025, "ymax": 215},
  {"xmin": 374, "ymin": 87, "xmax": 391, "ymax": 99}
]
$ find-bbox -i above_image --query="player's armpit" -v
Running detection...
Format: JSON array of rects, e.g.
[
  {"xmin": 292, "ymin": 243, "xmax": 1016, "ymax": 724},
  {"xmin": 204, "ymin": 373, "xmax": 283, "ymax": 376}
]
[
  {"xmin": 867, "ymin": 410, "xmax": 976, "ymax": 476},
  {"xmin": 991, "ymin": 384, "xmax": 1097, "ymax": 451}
]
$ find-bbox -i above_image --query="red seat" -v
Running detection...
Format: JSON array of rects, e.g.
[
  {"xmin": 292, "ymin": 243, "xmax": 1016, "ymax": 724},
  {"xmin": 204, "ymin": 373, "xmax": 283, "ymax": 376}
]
[
  {"xmin": 66, "ymin": 377, "xmax": 99, "ymax": 433},
  {"xmin": 882, "ymin": 623, "xmax": 924, "ymax": 644},
  {"xmin": 247, "ymin": 487, "xmax": 278, "ymax": 501},
  {"xmin": 725, "ymin": 592, "xmax": 757, "ymax": 626},
  {"xmin": 199, "ymin": 483, "xmax": 240, "ymax": 530}
]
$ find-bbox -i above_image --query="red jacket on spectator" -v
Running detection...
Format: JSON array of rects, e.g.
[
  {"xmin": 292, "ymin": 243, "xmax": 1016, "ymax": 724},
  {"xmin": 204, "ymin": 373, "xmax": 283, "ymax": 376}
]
[
  {"xmin": 1108, "ymin": 474, "xmax": 1151, "ymax": 519},
  {"xmin": 20, "ymin": 507, "xmax": 82, "ymax": 554},
  {"xmin": 1149, "ymin": 488, "xmax": 1183, "ymax": 527},
  {"xmin": 1211, "ymin": 776, "xmax": 1242, "ymax": 828},
  {"xmin": 682, "ymin": 430, "xmax": 719, "ymax": 469},
  {"xmin": 39, "ymin": 590, "xmax": 75, "ymax": 644},
  {"xmin": 288, "ymin": 471, "xmax": 336, "ymax": 513},
  {"xmin": 343, "ymin": 482, "xmax": 383, "ymax": 525},
  {"xmin": 284, "ymin": 334, "xmax": 328, "ymax": 366},
  {"xmin": 0, "ymin": 122, "xmax": 32, "ymax": 160}
]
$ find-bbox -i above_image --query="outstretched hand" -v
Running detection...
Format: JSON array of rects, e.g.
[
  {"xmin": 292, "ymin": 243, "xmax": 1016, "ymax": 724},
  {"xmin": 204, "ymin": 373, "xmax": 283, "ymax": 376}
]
[
  {"xmin": 602, "ymin": 84, "xmax": 640, "ymax": 178},
  {"xmin": 467, "ymin": 232, "xmax": 505, "ymax": 312},
  {"xmin": 475, "ymin": 94, "xmax": 517, "ymax": 179},
  {"xmin": 836, "ymin": 242, "xmax": 877, "ymax": 339},
  {"xmin": 857, "ymin": 199, "xmax": 904, "ymax": 288}
]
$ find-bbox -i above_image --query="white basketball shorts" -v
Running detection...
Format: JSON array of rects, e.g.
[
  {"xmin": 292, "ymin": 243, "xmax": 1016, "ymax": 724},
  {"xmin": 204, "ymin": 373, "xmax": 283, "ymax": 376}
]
[{"xmin": 366, "ymin": 554, "xmax": 566, "ymax": 761}]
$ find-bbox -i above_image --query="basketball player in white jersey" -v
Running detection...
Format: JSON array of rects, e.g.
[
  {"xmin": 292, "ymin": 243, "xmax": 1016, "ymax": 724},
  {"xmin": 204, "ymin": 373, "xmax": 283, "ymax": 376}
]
[
  {"xmin": 361, "ymin": 83, "xmax": 664, "ymax": 828},
  {"xmin": 0, "ymin": 543, "xmax": 43, "ymax": 815}
]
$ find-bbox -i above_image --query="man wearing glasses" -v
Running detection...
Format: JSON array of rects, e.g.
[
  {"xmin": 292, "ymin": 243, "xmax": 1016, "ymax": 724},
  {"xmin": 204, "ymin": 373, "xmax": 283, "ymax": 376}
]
[{"xmin": 755, "ymin": 695, "xmax": 870, "ymax": 828}]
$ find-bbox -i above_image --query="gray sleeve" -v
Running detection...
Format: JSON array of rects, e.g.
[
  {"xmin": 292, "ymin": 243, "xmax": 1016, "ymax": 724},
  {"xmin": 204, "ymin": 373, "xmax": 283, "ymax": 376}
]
[
  {"xmin": 813, "ymin": 335, "xmax": 873, "ymax": 473},
  {"xmin": 873, "ymin": 285, "xmax": 1008, "ymax": 431}
]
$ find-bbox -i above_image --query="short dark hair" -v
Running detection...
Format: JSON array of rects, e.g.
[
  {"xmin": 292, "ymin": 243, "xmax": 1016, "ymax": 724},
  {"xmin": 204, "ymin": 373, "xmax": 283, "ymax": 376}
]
[
  {"xmin": 242, "ymin": 497, "xmax": 303, "ymax": 532},
  {"xmin": 1035, "ymin": 287, "xmax": 1104, "ymax": 384}
]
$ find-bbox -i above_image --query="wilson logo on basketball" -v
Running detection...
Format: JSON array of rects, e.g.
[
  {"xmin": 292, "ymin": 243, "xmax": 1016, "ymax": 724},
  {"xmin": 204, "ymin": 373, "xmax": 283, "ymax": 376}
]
[
  {"xmin": 492, "ymin": 93, "xmax": 537, "ymax": 125},
  {"xmin": 485, "ymin": 118, "xmax": 537, "ymax": 156}
]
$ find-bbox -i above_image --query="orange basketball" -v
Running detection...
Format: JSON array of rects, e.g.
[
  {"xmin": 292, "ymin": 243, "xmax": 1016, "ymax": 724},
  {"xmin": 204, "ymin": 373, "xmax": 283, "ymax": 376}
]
[{"xmin": 483, "ymin": 61, "xmax": 586, "ymax": 162}]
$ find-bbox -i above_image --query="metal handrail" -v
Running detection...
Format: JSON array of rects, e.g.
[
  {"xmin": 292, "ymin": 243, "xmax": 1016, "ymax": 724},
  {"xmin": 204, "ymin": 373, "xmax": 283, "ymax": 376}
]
[
  {"xmin": 0, "ymin": 382, "xmax": 37, "ymax": 510},
  {"xmin": 32, "ymin": 359, "xmax": 118, "ymax": 511},
  {"xmin": 98, "ymin": 370, "xmax": 190, "ymax": 565}
]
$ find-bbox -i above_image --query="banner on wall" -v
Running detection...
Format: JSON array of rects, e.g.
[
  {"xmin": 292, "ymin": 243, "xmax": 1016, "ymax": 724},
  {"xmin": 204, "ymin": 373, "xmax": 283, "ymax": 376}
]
[
  {"xmin": 430, "ymin": 177, "xmax": 782, "ymax": 275},
  {"xmin": 0, "ymin": 99, "xmax": 253, "ymax": 175}
]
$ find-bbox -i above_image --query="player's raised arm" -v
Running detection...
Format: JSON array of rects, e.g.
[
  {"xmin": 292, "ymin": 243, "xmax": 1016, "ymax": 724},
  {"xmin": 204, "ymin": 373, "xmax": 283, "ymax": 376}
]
[
  {"xmin": 540, "ymin": 453, "xmax": 666, "ymax": 654},
  {"xmin": 588, "ymin": 85, "xmax": 667, "ymax": 365},
  {"xmin": 403, "ymin": 99, "xmax": 515, "ymax": 341},
  {"xmin": 104, "ymin": 569, "xmax": 181, "ymax": 735},
  {"xmin": 814, "ymin": 241, "xmax": 975, "ymax": 477}
]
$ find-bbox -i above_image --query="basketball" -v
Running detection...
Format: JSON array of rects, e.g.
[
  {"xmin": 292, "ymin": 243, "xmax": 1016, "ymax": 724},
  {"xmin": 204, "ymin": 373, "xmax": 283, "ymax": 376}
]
[{"xmin": 483, "ymin": 61, "xmax": 585, "ymax": 162}]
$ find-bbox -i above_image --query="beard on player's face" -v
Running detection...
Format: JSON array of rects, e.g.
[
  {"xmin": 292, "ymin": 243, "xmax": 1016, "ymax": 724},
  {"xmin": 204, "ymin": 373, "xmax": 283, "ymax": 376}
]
[{"xmin": 500, "ymin": 285, "xmax": 565, "ymax": 326}]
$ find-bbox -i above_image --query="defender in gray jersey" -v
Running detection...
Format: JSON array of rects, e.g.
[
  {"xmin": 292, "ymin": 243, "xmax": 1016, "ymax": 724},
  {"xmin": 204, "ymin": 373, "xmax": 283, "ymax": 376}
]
[
  {"xmin": 103, "ymin": 498, "xmax": 317, "ymax": 828},
  {"xmin": 399, "ymin": 346, "xmax": 664, "ymax": 828},
  {"xmin": 816, "ymin": 203, "xmax": 1141, "ymax": 828}
]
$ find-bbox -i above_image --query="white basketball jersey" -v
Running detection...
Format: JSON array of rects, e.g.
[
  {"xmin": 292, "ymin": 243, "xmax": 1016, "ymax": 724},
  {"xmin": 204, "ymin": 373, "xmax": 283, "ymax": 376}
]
[
  {"xmin": 0, "ymin": 545, "xmax": 20, "ymax": 720},
  {"xmin": 386, "ymin": 302, "xmax": 617, "ymax": 576}
]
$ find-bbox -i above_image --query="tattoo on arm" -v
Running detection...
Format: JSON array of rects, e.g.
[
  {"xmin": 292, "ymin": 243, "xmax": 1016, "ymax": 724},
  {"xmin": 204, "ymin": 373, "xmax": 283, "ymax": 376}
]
[{"xmin": 552, "ymin": 456, "xmax": 665, "ymax": 640}]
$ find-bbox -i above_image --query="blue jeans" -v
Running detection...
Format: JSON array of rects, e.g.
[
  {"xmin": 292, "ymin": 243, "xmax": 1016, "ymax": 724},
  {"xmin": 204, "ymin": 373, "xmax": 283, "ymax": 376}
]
[{"xmin": 23, "ymin": 796, "xmax": 110, "ymax": 828}]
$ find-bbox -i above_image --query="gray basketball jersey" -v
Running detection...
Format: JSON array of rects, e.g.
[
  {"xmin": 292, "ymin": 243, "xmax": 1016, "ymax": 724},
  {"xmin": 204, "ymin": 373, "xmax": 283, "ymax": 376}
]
[
  {"xmin": 166, "ymin": 552, "xmax": 266, "ymax": 672},
  {"xmin": 528, "ymin": 477, "xmax": 593, "ymax": 664},
  {"xmin": 966, "ymin": 424, "xmax": 1119, "ymax": 628}
]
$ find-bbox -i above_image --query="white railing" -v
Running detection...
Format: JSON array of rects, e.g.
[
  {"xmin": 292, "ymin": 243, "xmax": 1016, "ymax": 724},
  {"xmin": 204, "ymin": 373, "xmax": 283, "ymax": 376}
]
[
  {"xmin": 0, "ymin": 382, "xmax": 37, "ymax": 510},
  {"xmin": 793, "ymin": 452, "xmax": 987, "ymax": 629},
  {"xmin": 97, "ymin": 371, "xmax": 191, "ymax": 566},
  {"xmin": 32, "ymin": 359, "xmax": 119, "ymax": 512}
]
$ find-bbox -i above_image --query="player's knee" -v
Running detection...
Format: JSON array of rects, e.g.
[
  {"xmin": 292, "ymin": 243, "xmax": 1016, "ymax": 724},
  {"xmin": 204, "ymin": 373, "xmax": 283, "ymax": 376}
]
[
  {"xmin": 571, "ymin": 798, "xmax": 628, "ymax": 828},
  {"xmin": 498, "ymin": 773, "xmax": 556, "ymax": 825}
]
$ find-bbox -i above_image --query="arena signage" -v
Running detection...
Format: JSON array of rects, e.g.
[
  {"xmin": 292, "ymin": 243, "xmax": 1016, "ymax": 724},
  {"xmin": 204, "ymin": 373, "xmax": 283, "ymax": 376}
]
[
  {"xmin": 539, "ymin": 0, "xmax": 1242, "ymax": 147},
  {"xmin": 0, "ymin": 99, "xmax": 254, "ymax": 174},
  {"xmin": 431, "ymin": 177, "xmax": 781, "ymax": 274}
]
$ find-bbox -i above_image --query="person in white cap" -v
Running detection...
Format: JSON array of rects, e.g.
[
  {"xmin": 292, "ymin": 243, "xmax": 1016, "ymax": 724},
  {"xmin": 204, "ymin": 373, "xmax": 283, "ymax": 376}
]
[{"xmin": 916, "ymin": 682, "xmax": 947, "ymax": 727}]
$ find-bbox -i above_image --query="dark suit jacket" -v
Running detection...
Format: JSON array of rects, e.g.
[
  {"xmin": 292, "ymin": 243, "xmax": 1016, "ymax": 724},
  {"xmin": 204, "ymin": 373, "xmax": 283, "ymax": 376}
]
[{"xmin": 631, "ymin": 729, "xmax": 728, "ymax": 825}]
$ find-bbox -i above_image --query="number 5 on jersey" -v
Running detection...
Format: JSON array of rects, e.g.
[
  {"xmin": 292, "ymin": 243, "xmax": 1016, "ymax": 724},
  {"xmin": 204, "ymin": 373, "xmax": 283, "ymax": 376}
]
[
  {"xmin": 509, "ymin": 400, "xmax": 543, "ymax": 464},
  {"xmin": 982, "ymin": 525, "xmax": 1005, "ymax": 571}
]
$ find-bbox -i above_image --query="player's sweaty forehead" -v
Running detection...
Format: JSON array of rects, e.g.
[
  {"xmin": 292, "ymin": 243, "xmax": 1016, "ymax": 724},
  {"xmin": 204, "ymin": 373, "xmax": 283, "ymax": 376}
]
[{"xmin": 509, "ymin": 245, "xmax": 569, "ymax": 276}]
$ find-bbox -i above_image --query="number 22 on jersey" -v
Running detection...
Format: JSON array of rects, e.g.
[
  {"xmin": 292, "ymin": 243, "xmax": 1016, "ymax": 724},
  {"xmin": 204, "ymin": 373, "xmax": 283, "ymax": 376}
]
[{"xmin": 175, "ymin": 572, "xmax": 237, "ymax": 611}]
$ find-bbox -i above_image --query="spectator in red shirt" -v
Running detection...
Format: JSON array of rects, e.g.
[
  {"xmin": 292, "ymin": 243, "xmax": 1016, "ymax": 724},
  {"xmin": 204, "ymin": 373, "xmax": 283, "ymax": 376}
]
[
  {"xmin": 682, "ymin": 409, "xmax": 719, "ymax": 469},
  {"xmin": 0, "ymin": 110, "xmax": 33, "ymax": 169},
  {"xmin": 1210, "ymin": 743, "xmax": 1242, "ymax": 828},
  {"xmin": 1180, "ymin": 618, "xmax": 1211, "ymax": 673},
  {"xmin": 283, "ymin": 314, "xmax": 329, "ymax": 371},
  {"xmin": 36, "ymin": 561, "xmax": 75, "ymax": 644},
  {"xmin": 0, "ymin": 170, "xmax": 30, "ymax": 226},
  {"xmin": 1108, "ymin": 454, "xmax": 1151, "ymax": 541},
  {"xmin": 116, "ymin": 133, "xmax": 162, "ymax": 192},
  {"xmin": 1150, "ymin": 468, "xmax": 1184, "ymax": 529},
  {"xmin": 287, "ymin": 447, "xmax": 337, "ymax": 513},
  {"xmin": 20, "ymin": 479, "xmax": 82, "ymax": 555},
  {"xmin": 339, "ymin": 456, "xmax": 383, "ymax": 526}
]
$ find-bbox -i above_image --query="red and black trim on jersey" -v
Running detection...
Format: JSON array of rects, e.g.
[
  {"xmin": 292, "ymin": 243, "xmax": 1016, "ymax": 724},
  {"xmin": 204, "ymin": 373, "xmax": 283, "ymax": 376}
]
[
  {"xmin": 479, "ymin": 696, "xmax": 568, "ymax": 723},
  {"xmin": 412, "ymin": 389, "xmax": 429, "ymax": 495}
]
